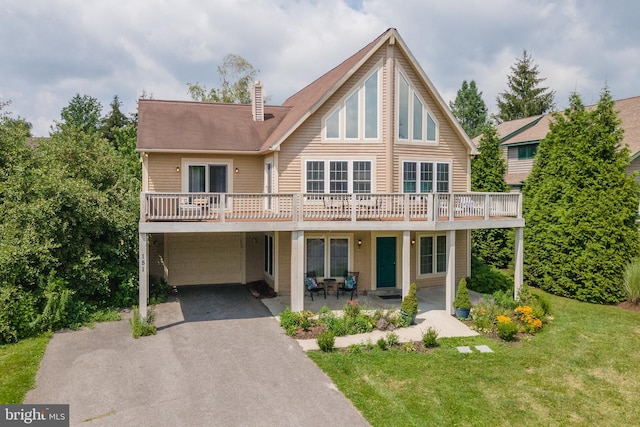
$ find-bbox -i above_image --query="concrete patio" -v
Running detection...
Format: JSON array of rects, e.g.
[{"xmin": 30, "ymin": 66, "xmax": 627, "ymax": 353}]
[{"xmin": 260, "ymin": 285, "xmax": 483, "ymax": 351}]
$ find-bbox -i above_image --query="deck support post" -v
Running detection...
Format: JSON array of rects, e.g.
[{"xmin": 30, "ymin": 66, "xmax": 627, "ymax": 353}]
[
  {"xmin": 401, "ymin": 230, "xmax": 411, "ymax": 297},
  {"xmin": 139, "ymin": 232, "xmax": 149, "ymax": 319},
  {"xmin": 514, "ymin": 227, "xmax": 524, "ymax": 299},
  {"xmin": 445, "ymin": 230, "xmax": 456, "ymax": 315},
  {"xmin": 291, "ymin": 230, "xmax": 305, "ymax": 312}
]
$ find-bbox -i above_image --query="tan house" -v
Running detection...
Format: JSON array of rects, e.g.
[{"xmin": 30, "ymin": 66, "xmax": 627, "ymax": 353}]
[
  {"xmin": 490, "ymin": 96, "xmax": 640, "ymax": 191},
  {"xmin": 136, "ymin": 28, "xmax": 525, "ymax": 317}
]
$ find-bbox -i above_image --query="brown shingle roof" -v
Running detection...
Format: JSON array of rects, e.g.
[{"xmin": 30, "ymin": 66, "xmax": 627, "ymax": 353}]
[
  {"xmin": 494, "ymin": 96, "xmax": 640, "ymax": 156},
  {"xmin": 137, "ymin": 100, "xmax": 290, "ymax": 152}
]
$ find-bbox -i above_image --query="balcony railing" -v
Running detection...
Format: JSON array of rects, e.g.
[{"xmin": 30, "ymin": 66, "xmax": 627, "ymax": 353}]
[{"xmin": 142, "ymin": 192, "xmax": 522, "ymax": 223}]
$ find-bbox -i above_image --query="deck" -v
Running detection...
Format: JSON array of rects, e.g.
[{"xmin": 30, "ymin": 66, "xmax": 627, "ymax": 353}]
[{"xmin": 140, "ymin": 192, "xmax": 524, "ymax": 233}]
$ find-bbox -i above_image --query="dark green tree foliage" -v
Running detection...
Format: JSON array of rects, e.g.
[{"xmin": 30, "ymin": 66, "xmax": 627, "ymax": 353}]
[
  {"xmin": 100, "ymin": 95, "xmax": 130, "ymax": 144},
  {"xmin": 471, "ymin": 124, "xmax": 512, "ymax": 268},
  {"xmin": 523, "ymin": 88, "xmax": 640, "ymax": 303},
  {"xmin": 496, "ymin": 50, "xmax": 555, "ymax": 122},
  {"xmin": 187, "ymin": 53, "xmax": 260, "ymax": 103},
  {"xmin": 449, "ymin": 80, "xmax": 489, "ymax": 138},
  {"xmin": 0, "ymin": 95, "xmax": 141, "ymax": 342}
]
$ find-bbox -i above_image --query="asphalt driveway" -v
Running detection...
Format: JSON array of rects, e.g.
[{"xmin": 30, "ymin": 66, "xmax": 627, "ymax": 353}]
[{"xmin": 25, "ymin": 285, "xmax": 370, "ymax": 426}]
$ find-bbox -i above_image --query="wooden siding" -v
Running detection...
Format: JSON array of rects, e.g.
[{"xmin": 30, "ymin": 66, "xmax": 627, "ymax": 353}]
[
  {"xmin": 147, "ymin": 153, "xmax": 265, "ymax": 193},
  {"xmin": 277, "ymin": 231, "xmax": 292, "ymax": 293},
  {"xmin": 506, "ymin": 146, "xmax": 535, "ymax": 174},
  {"xmin": 277, "ymin": 48, "xmax": 390, "ymax": 193}
]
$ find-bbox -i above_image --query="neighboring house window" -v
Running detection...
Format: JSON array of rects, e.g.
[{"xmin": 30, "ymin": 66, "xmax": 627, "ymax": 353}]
[
  {"xmin": 402, "ymin": 161, "xmax": 449, "ymax": 193},
  {"xmin": 418, "ymin": 234, "xmax": 447, "ymax": 275},
  {"xmin": 397, "ymin": 72, "xmax": 438, "ymax": 143},
  {"xmin": 187, "ymin": 164, "xmax": 228, "ymax": 192},
  {"xmin": 264, "ymin": 234, "xmax": 274, "ymax": 276},
  {"xmin": 305, "ymin": 160, "xmax": 373, "ymax": 193},
  {"xmin": 306, "ymin": 236, "xmax": 350, "ymax": 278},
  {"xmin": 324, "ymin": 68, "xmax": 379, "ymax": 140},
  {"xmin": 517, "ymin": 144, "xmax": 538, "ymax": 160}
]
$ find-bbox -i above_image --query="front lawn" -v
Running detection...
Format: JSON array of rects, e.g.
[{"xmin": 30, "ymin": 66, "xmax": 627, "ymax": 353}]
[
  {"xmin": 308, "ymin": 291, "xmax": 640, "ymax": 426},
  {"xmin": 0, "ymin": 333, "xmax": 51, "ymax": 403}
]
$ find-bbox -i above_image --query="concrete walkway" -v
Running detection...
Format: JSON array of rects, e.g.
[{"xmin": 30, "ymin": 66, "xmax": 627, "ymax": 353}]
[
  {"xmin": 261, "ymin": 286, "xmax": 480, "ymax": 351},
  {"xmin": 25, "ymin": 285, "xmax": 369, "ymax": 427}
]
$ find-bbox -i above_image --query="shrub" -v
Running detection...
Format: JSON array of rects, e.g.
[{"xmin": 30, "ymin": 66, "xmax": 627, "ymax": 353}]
[
  {"xmin": 401, "ymin": 283, "xmax": 419, "ymax": 315},
  {"xmin": 0, "ymin": 284, "xmax": 37, "ymax": 344},
  {"xmin": 402, "ymin": 342, "xmax": 417, "ymax": 353},
  {"xmin": 376, "ymin": 337, "xmax": 388, "ymax": 350},
  {"xmin": 454, "ymin": 278, "xmax": 472, "ymax": 310},
  {"xmin": 468, "ymin": 257, "xmax": 514, "ymax": 294},
  {"xmin": 35, "ymin": 274, "xmax": 74, "ymax": 332},
  {"xmin": 129, "ymin": 306, "xmax": 156, "ymax": 338},
  {"xmin": 493, "ymin": 289, "xmax": 518, "ymax": 310},
  {"xmin": 344, "ymin": 300, "xmax": 361, "ymax": 318},
  {"xmin": 422, "ymin": 327, "xmax": 440, "ymax": 348},
  {"xmin": 623, "ymin": 259, "xmax": 640, "ymax": 304},
  {"xmin": 496, "ymin": 315, "xmax": 519, "ymax": 341},
  {"xmin": 385, "ymin": 332, "xmax": 400, "ymax": 347},
  {"xmin": 471, "ymin": 297, "xmax": 511, "ymax": 333},
  {"xmin": 279, "ymin": 307, "xmax": 299, "ymax": 336},
  {"xmin": 316, "ymin": 331, "xmax": 335, "ymax": 352}
]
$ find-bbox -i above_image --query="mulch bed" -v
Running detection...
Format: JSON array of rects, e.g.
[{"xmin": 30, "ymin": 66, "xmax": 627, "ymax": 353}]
[{"xmin": 618, "ymin": 301, "xmax": 640, "ymax": 312}]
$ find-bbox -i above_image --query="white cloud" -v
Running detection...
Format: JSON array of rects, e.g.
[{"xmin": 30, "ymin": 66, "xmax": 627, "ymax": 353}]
[{"xmin": 1, "ymin": 0, "xmax": 639, "ymax": 135}]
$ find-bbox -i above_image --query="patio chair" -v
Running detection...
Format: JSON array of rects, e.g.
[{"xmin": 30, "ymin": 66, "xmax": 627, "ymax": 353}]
[
  {"xmin": 304, "ymin": 270, "xmax": 326, "ymax": 301},
  {"xmin": 337, "ymin": 270, "xmax": 359, "ymax": 300}
]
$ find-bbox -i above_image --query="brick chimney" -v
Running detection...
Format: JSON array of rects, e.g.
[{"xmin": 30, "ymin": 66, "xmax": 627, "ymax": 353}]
[{"xmin": 252, "ymin": 81, "xmax": 264, "ymax": 122}]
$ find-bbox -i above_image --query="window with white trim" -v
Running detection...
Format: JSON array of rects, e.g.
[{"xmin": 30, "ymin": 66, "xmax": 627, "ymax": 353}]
[
  {"xmin": 264, "ymin": 234, "xmax": 274, "ymax": 276},
  {"xmin": 305, "ymin": 160, "xmax": 372, "ymax": 194},
  {"xmin": 187, "ymin": 163, "xmax": 228, "ymax": 192},
  {"xmin": 397, "ymin": 72, "xmax": 438, "ymax": 143},
  {"xmin": 324, "ymin": 69, "xmax": 379, "ymax": 140},
  {"xmin": 402, "ymin": 161, "xmax": 449, "ymax": 193},
  {"xmin": 306, "ymin": 236, "xmax": 350, "ymax": 278},
  {"xmin": 418, "ymin": 234, "xmax": 447, "ymax": 275}
]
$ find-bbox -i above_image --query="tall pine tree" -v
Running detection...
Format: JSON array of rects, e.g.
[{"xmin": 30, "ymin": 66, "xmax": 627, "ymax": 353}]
[
  {"xmin": 449, "ymin": 80, "xmax": 489, "ymax": 138},
  {"xmin": 496, "ymin": 50, "xmax": 555, "ymax": 122},
  {"xmin": 471, "ymin": 124, "xmax": 512, "ymax": 268},
  {"xmin": 523, "ymin": 88, "xmax": 640, "ymax": 303}
]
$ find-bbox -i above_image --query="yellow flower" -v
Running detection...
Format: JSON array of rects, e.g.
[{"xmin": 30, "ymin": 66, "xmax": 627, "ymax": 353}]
[{"xmin": 496, "ymin": 315, "xmax": 512, "ymax": 324}]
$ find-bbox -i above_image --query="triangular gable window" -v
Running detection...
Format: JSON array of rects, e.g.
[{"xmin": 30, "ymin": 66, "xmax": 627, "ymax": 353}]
[
  {"xmin": 324, "ymin": 68, "xmax": 379, "ymax": 141},
  {"xmin": 397, "ymin": 72, "xmax": 438, "ymax": 144}
]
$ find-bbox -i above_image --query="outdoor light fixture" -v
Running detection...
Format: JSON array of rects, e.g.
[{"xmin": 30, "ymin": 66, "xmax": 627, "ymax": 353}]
[
  {"xmin": 235, "ymin": 167, "xmax": 240, "ymax": 173},
  {"xmin": 411, "ymin": 239, "xmax": 416, "ymax": 246},
  {"xmin": 176, "ymin": 166, "xmax": 180, "ymax": 172},
  {"xmin": 357, "ymin": 239, "xmax": 362, "ymax": 248}
]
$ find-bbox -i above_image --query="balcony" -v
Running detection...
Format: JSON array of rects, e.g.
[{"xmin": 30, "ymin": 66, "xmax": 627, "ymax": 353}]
[{"xmin": 140, "ymin": 192, "xmax": 523, "ymax": 233}]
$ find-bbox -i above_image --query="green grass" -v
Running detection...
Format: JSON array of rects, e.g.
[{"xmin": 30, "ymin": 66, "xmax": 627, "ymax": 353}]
[
  {"xmin": 308, "ymin": 291, "xmax": 640, "ymax": 426},
  {"xmin": 0, "ymin": 333, "xmax": 51, "ymax": 403}
]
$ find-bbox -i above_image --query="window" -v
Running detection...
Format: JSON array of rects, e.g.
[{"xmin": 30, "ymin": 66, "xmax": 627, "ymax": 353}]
[
  {"xmin": 324, "ymin": 68, "xmax": 379, "ymax": 140},
  {"xmin": 187, "ymin": 164, "xmax": 228, "ymax": 192},
  {"xmin": 305, "ymin": 160, "xmax": 372, "ymax": 194},
  {"xmin": 264, "ymin": 234, "xmax": 274, "ymax": 276},
  {"xmin": 418, "ymin": 234, "xmax": 447, "ymax": 275},
  {"xmin": 306, "ymin": 236, "xmax": 351, "ymax": 278},
  {"xmin": 397, "ymin": 71, "xmax": 438, "ymax": 143},
  {"xmin": 403, "ymin": 161, "xmax": 449, "ymax": 193},
  {"xmin": 517, "ymin": 144, "xmax": 538, "ymax": 160}
]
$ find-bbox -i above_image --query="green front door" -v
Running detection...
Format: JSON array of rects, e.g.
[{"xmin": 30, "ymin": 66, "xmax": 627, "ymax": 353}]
[{"xmin": 376, "ymin": 237, "xmax": 396, "ymax": 288}]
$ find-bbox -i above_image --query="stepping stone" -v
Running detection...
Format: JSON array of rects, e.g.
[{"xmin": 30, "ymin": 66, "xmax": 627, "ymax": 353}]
[
  {"xmin": 456, "ymin": 346, "xmax": 473, "ymax": 354},
  {"xmin": 475, "ymin": 345, "xmax": 493, "ymax": 353}
]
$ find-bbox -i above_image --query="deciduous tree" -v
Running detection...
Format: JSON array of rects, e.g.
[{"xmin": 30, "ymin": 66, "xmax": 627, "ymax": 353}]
[{"xmin": 187, "ymin": 53, "xmax": 260, "ymax": 104}]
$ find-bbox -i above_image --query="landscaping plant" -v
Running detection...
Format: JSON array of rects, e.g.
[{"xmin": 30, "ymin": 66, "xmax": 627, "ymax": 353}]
[{"xmin": 623, "ymin": 258, "xmax": 640, "ymax": 304}]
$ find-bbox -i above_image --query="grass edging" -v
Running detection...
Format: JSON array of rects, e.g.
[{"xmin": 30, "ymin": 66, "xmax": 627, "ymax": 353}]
[{"xmin": 0, "ymin": 332, "xmax": 52, "ymax": 403}]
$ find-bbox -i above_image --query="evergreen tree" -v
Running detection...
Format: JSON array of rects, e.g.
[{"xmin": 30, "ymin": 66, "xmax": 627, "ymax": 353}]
[
  {"xmin": 496, "ymin": 50, "xmax": 555, "ymax": 122},
  {"xmin": 449, "ymin": 80, "xmax": 489, "ymax": 138},
  {"xmin": 471, "ymin": 124, "xmax": 512, "ymax": 268},
  {"xmin": 523, "ymin": 88, "xmax": 639, "ymax": 304},
  {"xmin": 101, "ymin": 95, "xmax": 130, "ymax": 144}
]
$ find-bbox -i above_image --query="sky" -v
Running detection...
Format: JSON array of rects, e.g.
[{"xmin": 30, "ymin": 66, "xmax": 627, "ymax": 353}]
[{"xmin": 2, "ymin": 0, "xmax": 639, "ymax": 137}]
